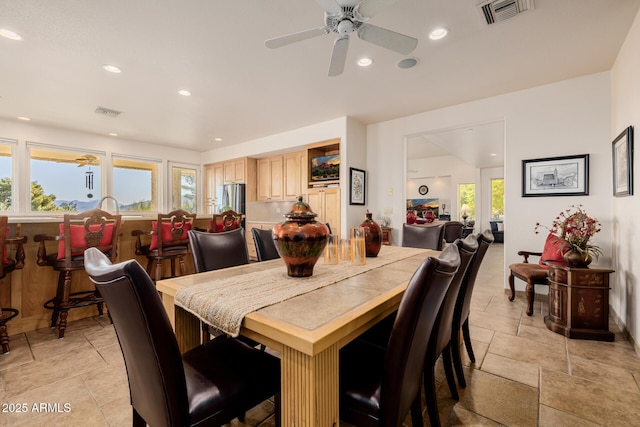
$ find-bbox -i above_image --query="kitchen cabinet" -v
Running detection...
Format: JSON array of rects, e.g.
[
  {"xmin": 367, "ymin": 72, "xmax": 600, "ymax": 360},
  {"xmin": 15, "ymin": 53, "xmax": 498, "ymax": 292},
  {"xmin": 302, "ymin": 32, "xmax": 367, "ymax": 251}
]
[
  {"xmin": 224, "ymin": 159, "xmax": 245, "ymax": 184},
  {"xmin": 257, "ymin": 157, "xmax": 283, "ymax": 201},
  {"xmin": 307, "ymin": 187, "xmax": 340, "ymax": 236},
  {"xmin": 283, "ymin": 151, "xmax": 306, "ymax": 200},
  {"xmin": 204, "ymin": 163, "xmax": 223, "ymax": 214}
]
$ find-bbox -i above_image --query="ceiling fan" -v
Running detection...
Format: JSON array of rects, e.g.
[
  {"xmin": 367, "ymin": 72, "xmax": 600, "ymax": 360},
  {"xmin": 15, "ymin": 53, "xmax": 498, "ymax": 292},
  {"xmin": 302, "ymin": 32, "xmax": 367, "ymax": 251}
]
[{"xmin": 265, "ymin": 0, "xmax": 418, "ymax": 76}]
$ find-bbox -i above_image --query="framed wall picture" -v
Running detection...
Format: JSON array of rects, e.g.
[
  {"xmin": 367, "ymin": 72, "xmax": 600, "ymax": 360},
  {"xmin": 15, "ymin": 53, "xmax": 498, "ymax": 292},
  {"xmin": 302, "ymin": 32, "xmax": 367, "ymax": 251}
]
[
  {"xmin": 349, "ymin": 167, "xmax": 366, "ymax": 205},
  {"xmin": 612, "ymin": 126, "xmax": 634, "ymax": 197},
  {"xmin": 522, "ymin": 154, "xmax": 589, "ymax": 197}
]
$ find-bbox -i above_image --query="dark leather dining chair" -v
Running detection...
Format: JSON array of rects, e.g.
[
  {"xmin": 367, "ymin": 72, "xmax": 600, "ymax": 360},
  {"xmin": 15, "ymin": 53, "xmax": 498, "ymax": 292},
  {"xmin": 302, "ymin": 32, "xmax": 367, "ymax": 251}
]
[
  {"xmin": 188, "ymin": 228, "xmax": 249, "ymax": 273},
  {"xmin": 451, "ymin": 229, "xmax": 495, "ymax": 388},
  {"xmin": 83, "ymin": 248, "xmax": 280, "ymax": 427},
  {"xmin": 251, "ymin": 228, "xmax": 280, "ymax": 262},
  {"xmin": 443, "ymin": 221, "xmax": 465, "ymax": 243},
  {"xmin": 356, "ymin": 236, "xmax": 478, "ymax": 427},
  {"xmin": 339, "ymin": 244, "xmax": 460, "ymax": 427},
  {"xmin": 187, "ymin": 228, "xmax": 256, "ymax": 345},
  {"xmin": 402, "ymin": 223, "xmax": 445, "ymax": 250},
  {"xmin": 0, "ymin": 216, "xmax": 27, "ymax": 353}
]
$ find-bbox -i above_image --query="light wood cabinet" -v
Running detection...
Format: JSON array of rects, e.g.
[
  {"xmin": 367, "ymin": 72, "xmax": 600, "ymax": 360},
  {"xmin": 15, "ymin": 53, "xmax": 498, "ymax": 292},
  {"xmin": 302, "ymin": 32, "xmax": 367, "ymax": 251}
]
[
  {"xmin": 257, "ymin": 157, "xmax": 283, "ymax": 201},
  {"xmin": 224, "ymin": 159, "xmax": 245, "ymax": 184},
  {"xmin": 307, "ymin": 187, "xmax": 340, "ymax": 236},
  {"xmin": 283, "ymin": 151, "xmax": 306, "ymax": 200},
  {"xmin": 204, "ymin": 163, "xmax": 223, "ymax": 214}
]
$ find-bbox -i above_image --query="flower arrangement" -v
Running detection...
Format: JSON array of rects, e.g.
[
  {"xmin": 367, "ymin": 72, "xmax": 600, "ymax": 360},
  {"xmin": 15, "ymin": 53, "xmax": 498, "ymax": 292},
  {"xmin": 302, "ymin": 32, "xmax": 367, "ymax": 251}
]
[{"xmin": 535, "ymin": 204, "xmax": 603, "ymax": 260}]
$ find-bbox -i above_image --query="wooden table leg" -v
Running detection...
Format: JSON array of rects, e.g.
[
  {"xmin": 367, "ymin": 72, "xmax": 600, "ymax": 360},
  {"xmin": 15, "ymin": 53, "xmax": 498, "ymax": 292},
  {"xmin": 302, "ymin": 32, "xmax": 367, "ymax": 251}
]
[
  {"xmin": 281, "ymin": 343, "xmax": 339, "ymax": 427},
  {"xmin": 162, "ymin": 293, "xmax": 200, "ymax": 353}
]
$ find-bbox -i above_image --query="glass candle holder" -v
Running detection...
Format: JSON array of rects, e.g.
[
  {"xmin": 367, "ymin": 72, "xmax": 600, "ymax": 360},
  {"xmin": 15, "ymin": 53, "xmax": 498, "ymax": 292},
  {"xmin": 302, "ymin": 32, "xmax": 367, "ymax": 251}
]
[
  {"xmin": 350, "ymin": 227, "xmax": 366, "ymax": 265},
  {"xmin": 324, "ymin": 234, "xmax": 339, "ymax": 265}
]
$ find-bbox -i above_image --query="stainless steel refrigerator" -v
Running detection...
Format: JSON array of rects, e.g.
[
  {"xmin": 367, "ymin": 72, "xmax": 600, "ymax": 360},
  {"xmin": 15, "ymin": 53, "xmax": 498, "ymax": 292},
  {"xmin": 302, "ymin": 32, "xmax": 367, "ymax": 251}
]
[{"xmin": 216, "ymin": 183, "xmax": 245, "ymax": 215}]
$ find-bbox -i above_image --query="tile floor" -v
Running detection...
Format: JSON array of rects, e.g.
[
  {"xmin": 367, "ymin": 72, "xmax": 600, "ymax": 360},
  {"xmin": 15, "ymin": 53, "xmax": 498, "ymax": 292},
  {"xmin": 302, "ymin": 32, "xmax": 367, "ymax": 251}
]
[{"xmin": 2, "ymin": 243, "xmax": 640, "ymax": 426}]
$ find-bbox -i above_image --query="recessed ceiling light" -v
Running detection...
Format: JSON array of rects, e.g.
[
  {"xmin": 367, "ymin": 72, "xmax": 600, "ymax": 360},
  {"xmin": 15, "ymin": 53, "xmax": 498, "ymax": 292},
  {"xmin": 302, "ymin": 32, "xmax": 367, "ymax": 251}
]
[
  {"xmin": 0, "ymin": 28, "xmax": 23, "ymax": 41},
  {"xmin": 357, "ymin": 57, "xmax": 373, "ymax": 67},
  {"xmin": 178, "ymin": 89, "xmax": 192, "ymax": 96},
  {"xmin": 396, "ymin": 58, "xmax": 418, "ymax": 69},
  {"xmin": 108, "ymin": 132, "xmax": 118, "ymax": 137},
  {"xmin": 429, "ymin": 27, "xmax": 448, "ymax": 40},
  {"xmin": 17, "ymin": 116, "xmax": 30, "ymax": 121},
  {"xmin": 102, "ymin": 64, "xmax": 122, "ymax": 74},
  {"xmin": 214, "ymin": 137, "xmax": 222, "ymax": 142},
  {"xmin": 490, "ymin": 153, "xmax": 497, "ymax": 156}
]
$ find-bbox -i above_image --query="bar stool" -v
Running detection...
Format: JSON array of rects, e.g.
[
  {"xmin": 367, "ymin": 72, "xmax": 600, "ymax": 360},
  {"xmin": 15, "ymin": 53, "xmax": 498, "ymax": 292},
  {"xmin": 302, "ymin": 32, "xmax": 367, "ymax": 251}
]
[
  {"xmin": 34, "ymin": 208, "xmax": 122, "ymax": 338},
  {"xmin": 210, "ymin": 209, "xmax": 243, "ymax": 232},
  {"xmin": 0, "ymin": 216, "xmax": 27, "ymax": 353},
  {"xmin": 132, "ymin": 209, "xmax": 196, "ymax": 282}
]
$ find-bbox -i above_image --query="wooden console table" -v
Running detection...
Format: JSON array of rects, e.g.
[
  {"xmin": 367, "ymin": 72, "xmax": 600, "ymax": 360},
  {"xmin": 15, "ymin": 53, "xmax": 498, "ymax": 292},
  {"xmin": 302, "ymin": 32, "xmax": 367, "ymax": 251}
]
[{"xmin": 544, "ymin": 263, "xmax": 614, "ymax": 341}]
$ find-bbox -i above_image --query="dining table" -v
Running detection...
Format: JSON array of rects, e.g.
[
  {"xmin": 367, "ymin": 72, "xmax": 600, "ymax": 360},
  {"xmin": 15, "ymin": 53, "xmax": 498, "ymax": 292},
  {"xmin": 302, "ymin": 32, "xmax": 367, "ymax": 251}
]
[{"xmin": 156, "ymin": 245, "xmax": 438, "ymax": 427}]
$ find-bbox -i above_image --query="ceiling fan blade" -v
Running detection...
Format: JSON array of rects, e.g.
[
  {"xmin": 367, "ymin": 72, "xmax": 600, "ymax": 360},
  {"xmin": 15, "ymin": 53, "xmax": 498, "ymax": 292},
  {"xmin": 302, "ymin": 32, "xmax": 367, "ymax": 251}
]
[
  {"xmin": 328, "ymin": 36, "xmax": 350, "ymax": 77},
  {"xmin": 314, "ymin": 0, "xmax": 341, "ymax": 14},
  {"xmin": 355, "ymin": 0, "xmax": 398, "ymax": 19},
  {"xmin": 357, "ymin": 23, "xmax": 417, "ymax": 55},
  {"xmin": 265, "ymin": 27, "xmax": 329, "ymax": 49}
]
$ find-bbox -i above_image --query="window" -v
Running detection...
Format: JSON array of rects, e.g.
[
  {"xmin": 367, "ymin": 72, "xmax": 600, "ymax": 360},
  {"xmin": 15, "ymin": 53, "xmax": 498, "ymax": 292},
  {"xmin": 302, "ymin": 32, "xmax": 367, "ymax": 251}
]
[
  {"xmin": 113, "ymin": 156, "xmax": 159, "ymax": 212},
  {"xmin": 29, "ymin": 145, "xmax": 102, "ymax": 212},
  {"xmin": 459, "ymin": 183, "xmax": 476, "ymax": 220},
  {"xmin": 491, "ymin": 178, "xmax": 504, "ymax": 220},
  {"xmin": 170, "ymin": 165, "xmax": 197, "ymax": 213},
  {"xmin": 0, "ymin": 140, "xmax": 15, "ymax": 211}
]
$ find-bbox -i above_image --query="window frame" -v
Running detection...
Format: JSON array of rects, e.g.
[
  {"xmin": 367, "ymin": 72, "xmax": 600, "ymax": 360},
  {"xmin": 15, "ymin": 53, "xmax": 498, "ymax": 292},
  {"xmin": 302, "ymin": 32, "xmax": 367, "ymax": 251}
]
[
  {"xmin": 111, "ymin": 154, "xmax": 162, "ymax": 214},
  {"xmin": 26, "ymin": 142, "xmax": 105, "ymax": 215},
  {"xmin": 0, "ymin": 139, "xmax": 17, "ymax": 213},
  {"xmin": 168, "ymin": 161, "xmax": 199, "ymax": 214}
]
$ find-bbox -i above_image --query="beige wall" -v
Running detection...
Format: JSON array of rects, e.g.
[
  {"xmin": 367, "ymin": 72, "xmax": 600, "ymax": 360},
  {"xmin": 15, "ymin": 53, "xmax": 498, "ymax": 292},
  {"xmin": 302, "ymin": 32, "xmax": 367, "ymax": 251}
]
[{"xmin": 611, "ymin": 8, "xmax": 640, "ymax": 348}]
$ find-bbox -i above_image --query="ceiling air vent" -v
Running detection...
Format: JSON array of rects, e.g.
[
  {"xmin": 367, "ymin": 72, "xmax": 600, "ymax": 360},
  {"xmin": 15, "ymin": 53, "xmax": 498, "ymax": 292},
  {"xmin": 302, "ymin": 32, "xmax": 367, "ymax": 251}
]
[
  {"xmin": 94, "ymin": 106, "xmax": 123, "ymax": 118},
  {"xmin": 478, "ymin": 0, "xmax": 534, "ymax": 25}
]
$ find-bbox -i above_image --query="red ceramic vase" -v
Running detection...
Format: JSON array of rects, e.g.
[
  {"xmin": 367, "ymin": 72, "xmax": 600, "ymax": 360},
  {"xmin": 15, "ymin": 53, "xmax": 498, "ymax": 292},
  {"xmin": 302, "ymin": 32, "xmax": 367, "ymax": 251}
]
[
  {"xmin": 360, "ymin": 212, "xmax": 382, "ymax": 257},
  {"xmin": 406, "ymin": 210, "xmax": 417, "ymax": 224},
  {"xmin": 273, "ymin": 197, "xmax": 329, "ymax": 277}
]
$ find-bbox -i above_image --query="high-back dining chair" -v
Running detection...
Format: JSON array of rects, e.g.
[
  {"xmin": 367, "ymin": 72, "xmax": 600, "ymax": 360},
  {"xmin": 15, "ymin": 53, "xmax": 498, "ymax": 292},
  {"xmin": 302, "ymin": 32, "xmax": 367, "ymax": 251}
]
[
  {"xmin": 132, "ymin": 209, "xmax": 196, "ymax": 282},
  {"xmin": 451, "ymin": 229, "xmax": 495, "ymax": 388},
  {"xmin": 0, "ymin": 216, "xmax": 27, "ymax": 353},
  {"xmin": 83, "ymin": 248, "xmax": 280, "ymax": 427},
  {"xmin": 188, "ymin": 228, "xmax": 249, "ymax": 273},
  {"xmin": 402, "ymin": 223, "xmax": 445, "ymax": 250},
  {"xmin": 187, "ymin": 228, "xmax": 255, "ymax": 345},
  {"xmin": 339, "ymin": 244, "xmax": 460, "ymax": 427},
  {"xmin": 251, "ymin": 228, "xmax": 280, "ymax": 262},
  {"xmin": 355, "ymin": 236, "xmax": 478, "ymax": 427},
  {"xmin": 35, "ymin": 208, "xmax": 122, "ymax": 338},
  {"xmin": 443, "ymin": 221, "xmax": 465, "ymax": 243},
  {"xmin": 210, "ymin": 209, "xmax": 243, "ymax": 233}
]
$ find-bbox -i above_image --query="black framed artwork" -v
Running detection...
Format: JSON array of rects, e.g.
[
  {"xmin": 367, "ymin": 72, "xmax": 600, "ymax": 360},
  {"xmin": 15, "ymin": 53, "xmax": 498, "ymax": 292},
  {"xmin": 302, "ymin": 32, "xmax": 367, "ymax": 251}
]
[
  {"xmin": 349, "ymin": 167, "xmax": 366, "ymax": 205},
  {"xmin": 612, "ymin": 126, "xmax": 634, "ymax": 197},
  {"xmin": 522, "ymin": 154, "xmax": 589, "ymax": 197}
]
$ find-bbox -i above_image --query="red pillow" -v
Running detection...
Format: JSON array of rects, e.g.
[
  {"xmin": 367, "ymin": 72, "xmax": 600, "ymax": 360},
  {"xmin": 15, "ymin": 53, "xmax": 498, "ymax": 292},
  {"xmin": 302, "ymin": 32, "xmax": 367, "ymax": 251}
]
[
  {"xmin": 57, "ymin": 223, "xmax": 115, "ymax": 260},
  {"xmin": 210, "ymin": 219, "xmax": 239, "ymax": 233},
  {"xmin": 539, "ymin": 233, "xmax": 568, "ymax": 268},
  {"xmin": 150, "ymin": 221, "xmax": 191, "ymax": 250}
]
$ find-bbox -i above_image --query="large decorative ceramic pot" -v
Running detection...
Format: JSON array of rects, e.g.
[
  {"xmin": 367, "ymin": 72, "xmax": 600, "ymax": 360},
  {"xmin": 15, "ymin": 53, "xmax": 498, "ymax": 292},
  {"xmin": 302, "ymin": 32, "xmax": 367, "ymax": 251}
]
[
  {"xmin": 563, "ymin": 250, "xmax": 592, "ymax": 268},
  {"xmin": 273, "ymin": 197, "xmax": 329, "ymax": 277},
  {"xmin": 360, "ymin": 212, "xmax": 382, "ymax": 257}
]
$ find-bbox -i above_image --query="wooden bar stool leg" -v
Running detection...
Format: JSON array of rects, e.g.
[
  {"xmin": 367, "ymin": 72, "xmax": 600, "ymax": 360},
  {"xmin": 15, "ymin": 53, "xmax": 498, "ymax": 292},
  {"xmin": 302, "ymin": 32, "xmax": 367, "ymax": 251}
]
[
  {"xmin": 170, "ymin": 258, "xmax": 176, "ymax": 278},
  {"xmin": 50, "ymin": 272, "xmax": 66, "ymax": 328},
  {"xmin": 1, "ymin": 323, "xmax": 9, "ymax": 353},
  {"xmin": 508, "ymin": 271, "xmax": 516, "ymax": 301},
  {"xmin": 156, "ymin": 259, "xmax": 162, "ymax": 282},
  {"xmin": 57, "ymin": 271, "xmax": 73, "ymax": 339},
  {"xmin": 178, "ymin": 256, "xmax": 186, "ymax": 276},
  {"xmin": 526, "ymin": 279, "xmax": 535, "ymax": 316}
]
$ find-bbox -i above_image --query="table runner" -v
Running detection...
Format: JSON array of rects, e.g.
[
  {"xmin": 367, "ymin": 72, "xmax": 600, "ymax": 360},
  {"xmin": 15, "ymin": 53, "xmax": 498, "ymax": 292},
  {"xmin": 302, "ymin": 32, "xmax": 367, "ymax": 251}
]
[{"xmin": 175, "ymin": 246, "xmax": 428, "ymax": 337}]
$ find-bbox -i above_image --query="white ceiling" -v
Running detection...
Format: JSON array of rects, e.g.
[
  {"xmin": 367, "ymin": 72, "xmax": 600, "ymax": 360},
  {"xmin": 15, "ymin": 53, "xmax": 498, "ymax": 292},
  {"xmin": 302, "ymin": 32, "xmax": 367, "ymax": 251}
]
[{"xmin": 0, "ymin": 0, "xmax": 638, "ymax": 154}]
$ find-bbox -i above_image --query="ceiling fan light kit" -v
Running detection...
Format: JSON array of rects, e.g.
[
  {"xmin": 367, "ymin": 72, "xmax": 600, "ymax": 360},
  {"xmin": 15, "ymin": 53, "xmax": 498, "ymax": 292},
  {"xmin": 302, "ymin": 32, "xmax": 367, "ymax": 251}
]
[{"xmin": 265, "ymin": 0, "xmax": 417, "ymax": 76}]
